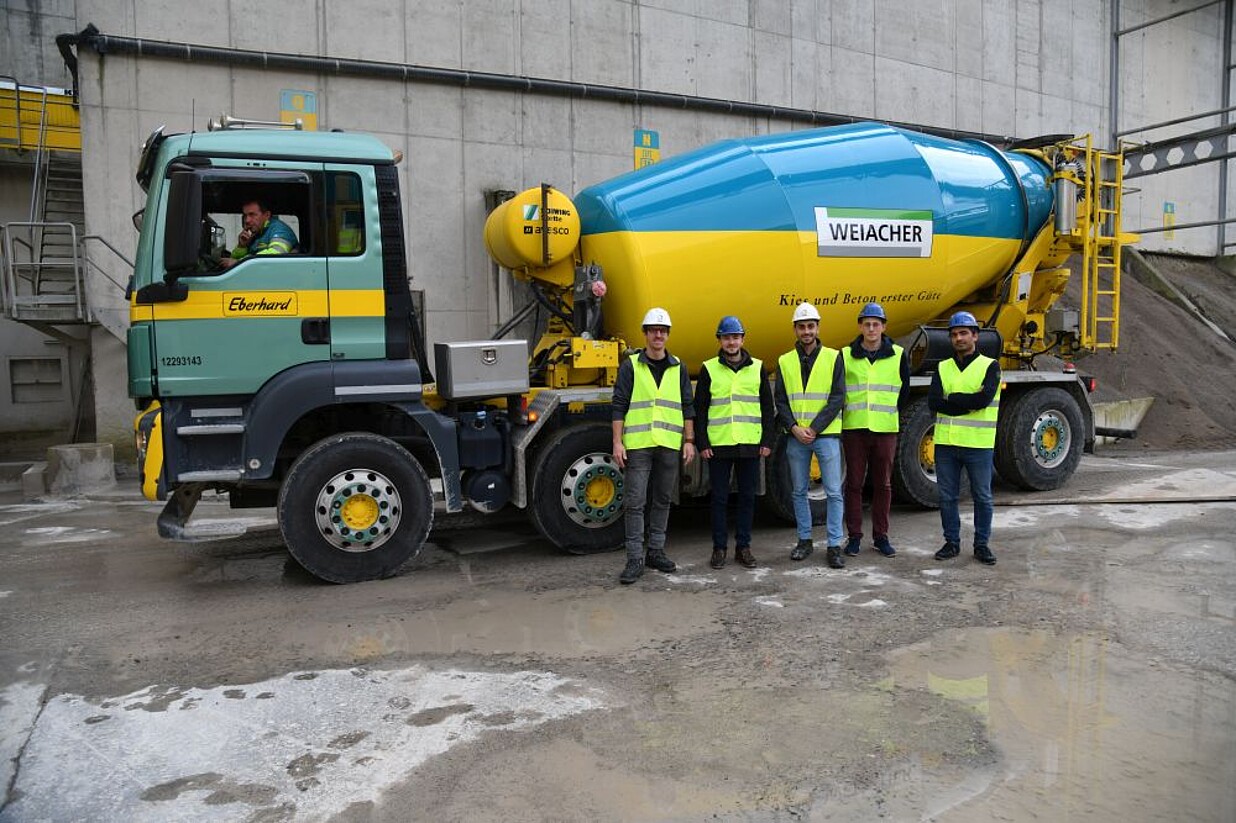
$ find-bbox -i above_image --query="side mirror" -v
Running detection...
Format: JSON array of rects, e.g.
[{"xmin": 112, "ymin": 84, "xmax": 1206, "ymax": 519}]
[{"xmin": 163, "ymin": 170, "xmax": 202, "ymax": 278}]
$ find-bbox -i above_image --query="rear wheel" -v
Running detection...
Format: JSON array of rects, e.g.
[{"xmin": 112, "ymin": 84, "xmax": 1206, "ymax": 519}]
[
  {"xmin": 995, "ymin": 388, "xmax": 1084, "ymax": 490},
  {"xmin": 278, "ymin": 432, "xmax": 433, "ymax": 583},
  {"xmin": 892, "ymin": 397, "xmax": 939, "ymax": 508},
  {"xmin": 529, "ymin": 423, "xmax": 625, "ymax": 554}
]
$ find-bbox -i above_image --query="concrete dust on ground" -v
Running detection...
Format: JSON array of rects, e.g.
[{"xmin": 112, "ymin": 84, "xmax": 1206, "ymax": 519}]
[{"xmin": 1, "ymin": 449, "xmax": 1234, "ymax": 822}]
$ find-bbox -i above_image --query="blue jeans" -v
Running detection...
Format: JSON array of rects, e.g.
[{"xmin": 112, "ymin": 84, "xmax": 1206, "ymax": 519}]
[
  {"xmin": 786, "ymin": 435, "xmax": 843, "ymax": 545},
  {"xmin": 708, "ymin": 454, "xmax": 761, "ymax": 549},
  {"xmin": 623, "ymin": 446, "xmax": 679, "ymax": 560},
  {"xmin": 935, "ymin": 445, "xmax": 994, "ymax": 547}
]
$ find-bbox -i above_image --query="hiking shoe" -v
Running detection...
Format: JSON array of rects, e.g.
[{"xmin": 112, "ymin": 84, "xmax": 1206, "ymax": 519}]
[
  {"xmin": 873, "ymin": 536, "xmax": 896, "ymax": 557},
  {"xmin": 619, "ymin": 559, "xmax": 644, "ymax": 584},
  {"xmin": 735, "ymin": 546, "xmax": 757, "ymax": 569},
  {"xmin": 973, "ymin": 545, "xmax": 997, "ymax": 565},
  {"xmin": 710, "ymin": 547, "xmax": 727, "ymax": 569},
  {"xmin": 843, "ymin": 536, "xmax": 862, "ymax": 556},
  {"xmin": 825, "ymin": 545, "xmax": 845, "ymax": 569},
  {"xmin": 934, "ymin": 541, "xmax": 960, "ymax": 561},
  {"xmin": 646, "ymin": 551, "xmax": 677, "ymax": 573},
  {"xmin": 790, "ymin": 539, "xmax": 813, "ymax": 561}
]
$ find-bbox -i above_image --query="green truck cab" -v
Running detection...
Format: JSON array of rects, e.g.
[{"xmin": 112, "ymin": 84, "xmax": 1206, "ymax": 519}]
[{"xmin": 129, "ymin": 123, "xmax": 495, "ymax": 583}]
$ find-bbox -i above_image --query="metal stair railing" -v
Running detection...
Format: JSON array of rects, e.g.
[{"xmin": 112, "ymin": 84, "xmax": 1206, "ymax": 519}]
[{"xmin": 2, "ymin": 221, "xmax": 87, "ymax": 323}]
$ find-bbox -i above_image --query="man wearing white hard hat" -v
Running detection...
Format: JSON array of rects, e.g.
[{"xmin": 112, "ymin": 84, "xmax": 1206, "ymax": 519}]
[
  {"xmin": 611, "ymin": 307, "xmax": 697, "ymax": 584},
  {"xmin": 775, "ymin": 302, "xmax": 847, "ymax": 569},
  {"xmin": 929, "ymin": 311, "xmax": 1001, "ymax": 566}
]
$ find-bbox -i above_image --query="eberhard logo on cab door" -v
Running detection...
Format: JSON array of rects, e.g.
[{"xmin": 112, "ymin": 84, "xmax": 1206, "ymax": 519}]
[{"xmin": 223, "ymin": 292, "xmax": 299, "ymax": 316}]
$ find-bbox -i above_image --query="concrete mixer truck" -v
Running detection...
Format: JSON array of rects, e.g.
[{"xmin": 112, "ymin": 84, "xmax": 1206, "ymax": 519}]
[{"xmin": 127, "ymin": 118, "xmax": 1129, "ymax": 582}]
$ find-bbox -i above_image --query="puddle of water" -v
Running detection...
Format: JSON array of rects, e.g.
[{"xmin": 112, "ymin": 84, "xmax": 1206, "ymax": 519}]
[
  {"xmin": 852, "ymin": 627, "xmax": 1236, "ymax": 821},
  {"xmin": 296, "ymin": 589, "xmax": 723, "ymax": 660},
  {"xmin": 5, "ymin": 666, "xmax": 603, "ymax": 822}
]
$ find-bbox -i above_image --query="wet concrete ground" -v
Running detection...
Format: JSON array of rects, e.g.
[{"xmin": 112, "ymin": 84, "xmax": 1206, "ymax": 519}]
[{"xmin": 1, "ymin": 448, "xmax": 1234, "ymax": 822}]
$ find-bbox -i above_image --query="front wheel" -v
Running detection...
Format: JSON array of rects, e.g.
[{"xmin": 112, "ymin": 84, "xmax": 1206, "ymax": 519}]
[
  {"xmin": 278, "ymin": 432, "xmax": 434, "ymax": 583},
  {"xmin": 528, "ymin": 423, "xmax": 625, "ymax": 554},
  {"xmin": 995, "ymin": 388, "xmax": 1085, "ymax": 491},
  {"xmin": 892, "ymin": 397, "xmax": 939, "ymax": 508}
]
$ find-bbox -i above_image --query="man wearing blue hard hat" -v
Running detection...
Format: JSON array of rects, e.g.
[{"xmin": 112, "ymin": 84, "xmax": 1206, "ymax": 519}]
[
  {"xmin": 840, "ymin": 302, "xmax": 910, "ymax": 559},
  {"xmin": 694, "ymin": 315, "xmax": 776, "ymax": 570},
  {"xmin": 928, "ymin": 311, "xmax": 1001, "ymax": 565}
]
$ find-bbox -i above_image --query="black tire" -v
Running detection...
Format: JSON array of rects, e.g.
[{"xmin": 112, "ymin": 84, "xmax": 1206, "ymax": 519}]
[
  {"xmin": 278, "ymin": 432, "xmax": 433, "ymax": 583},
  {"xmin": 994, "ymin": 387, "xmax": 1085, "ymax": 491},
  {"xmin": 761, "ymin": 431, "xmax": 828, "ymax": 526},
  {"xmin": 892, "ymin": 397, "xmax": 940, "ymax": 509},
  {"xmin": 528, "ymin": 423, "xmax": 625, "ymax": 554}
]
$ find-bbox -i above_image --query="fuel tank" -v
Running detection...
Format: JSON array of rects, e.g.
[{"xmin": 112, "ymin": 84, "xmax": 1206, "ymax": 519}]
[{"xmin": 571, "ymin": 121, "xmax": 1053, "ymax": 372}]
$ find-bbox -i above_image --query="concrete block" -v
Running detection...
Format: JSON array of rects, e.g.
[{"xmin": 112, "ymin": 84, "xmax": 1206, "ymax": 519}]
[
  {"xmin": 521, "ymin": 147, "xmax": 574, "ymax": 193},
  {"xmin": 792, "ymin": 0, "xmax": 828, "ymax": 42},
  {"xmin": 790, "ymin": 37, "xmax": 825, "ymax": 111},
  {"xmin": 1015, "ymin": 86, "xmax": 1044, "ymax": 137},
  {"xmin": 874, "ymin": 0, "xmax": 955, "ymax": 73},
  {"xmin": 1015, "ymin": 0, "xmax": 1043, "ymax": 93},
  {"xmin": 875, "ymin": 56, "xmax": 954, "ymax": 130},
  {"xmin": 463, "ymin": 88, "xmax": 520, "ymax": 146},
  {"xmin": 324, "ymin": 0, "xmax": 405, "ymax": 63},
  {"xmin": 754, "ymin": 30, "xmax": 792, "ymax": 107},
  {"xmin": 324, "ymin": 75, "xmax": 405, "ymax": 134},
  {"xmin": 714, "ymin": 0, "xmax": 752, "ymax": 27},
  {"xmin": 408, "ymin": 84, "xmax": 464, "ymax": 140},
  {"xmin": 697, "ymin": 18, "xmax": 752, "ymax": 100},
  {"xmin": 230, "ymin": 0, "xmax": 320, "ymax": 52},
  {"xmin": 954, "ymin": 0, "xmax": 984, "ymax": 78},
  {"xmin": 570, "ymin": 0, "xmax": 635, "ymax": 86},
  {"xmin": 46, "ymin": 444, "xmax": 116, "ymax": 496},
  {"xmin": 754, "ymin": 0, "xmax": 791, "ymax": 35},
  {"xmin": 134, "ymin": 0, "xmax": 230, "ymax": 47},
  {"xmin": 21, "ymin": 463, "xmax": 46, "ymax": 500},
  {"xmin": 830, "ymin": 46, "xmax": 875, "ymax": 118},
  {"xmin": 408, "ymin": 2, "xmax": 464, "ymax": 68},
  {"xmin": 570, "ymin": 99, "xmax": 635, "ymax": 156},
  {"xmin": 981, "ymin": 0, "xmax": 1017, "ymax": 87},
  {"xmin": 637, "ymin": 6, "xmax": 696, "ymax": 96},
  {"xmin": 1040, "ymin": 0, "xmax": 1073, "ymax": 94},
  {"xmin": 77, "ymin": 0, "xmax": 137, "ymax": 37},
  {"xmin": 1039, "ymin": 93, "xmax": 1074, "ymax": 135},
  {"xmin": 518, "ymin": 0, "xmax": 572, "ymax": 78},
  {"xmin": 462, "ymin": 0, "xmax": 518, "ymax": 74},
  {"xmin": 980, "ymin": 80, "xmax": 1015, "ymax": 137},
  {"xmin": 1093, "ymin": 398, "xmax": 1155, "ymax": 446},
  {"xmin": 520, "ymin": 95, "xmax": 573, "ymax": 151},
  {"xmin": 831, "ymin": 0, "xmax": 874, "ymax": 53},
  {"xmin": 406, "ymin": 136, "xmax": 465, "ymax": 305},
  {"xmin": 135, "ymin": 61, "xmax": 231, "ymax": 121},
  {"xmin": 573, "ymin": 150, "xmax": 633, "ymax": 192},
  {"xmin": 955, "ymin": 74, "xmax": 982, "ymax": 134}
]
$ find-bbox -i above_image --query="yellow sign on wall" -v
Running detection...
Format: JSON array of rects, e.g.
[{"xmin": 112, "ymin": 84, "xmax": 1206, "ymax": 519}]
[
  {"xmin": 634, "ymin": 128, "xmax": 660, "ymax": 169},
  {"xmin": 280, "ymin": 90, "xmax": 317, "ymax": 131},
  {"xmin": 1163, "ymin": 201, "xmax": 1175, "ymax": 240}
]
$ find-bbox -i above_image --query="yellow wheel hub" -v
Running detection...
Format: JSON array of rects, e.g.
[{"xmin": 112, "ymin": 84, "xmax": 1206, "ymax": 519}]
[
  {"xmin": 1041, "ymin": 427, "xmax": 1059, "ymax": 452},
  {"xmin": 584, "ymin": 475, "xmax": 616, "ymax": 508},
  {"xmin": 340, "ymin": 494, "xmax": 380, "ymax": 530},
  {"xmin": 919, "ymin": 434, "xmax": 935, "ymax": 472}
]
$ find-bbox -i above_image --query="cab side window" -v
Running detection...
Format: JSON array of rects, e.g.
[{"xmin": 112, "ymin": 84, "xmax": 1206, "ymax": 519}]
[{"xmin": 327, "ymin": 172, "xmax": 365, "ymax": 256}]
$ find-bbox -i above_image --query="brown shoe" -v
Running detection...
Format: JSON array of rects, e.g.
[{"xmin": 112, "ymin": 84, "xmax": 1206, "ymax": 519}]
[
  {"xmin": 735, "ymin": 546, "xmax": 757, "ymax": 568},
  {"xmin": 709, "ymin": 547, "xmax": 726, "ymax": 569}
]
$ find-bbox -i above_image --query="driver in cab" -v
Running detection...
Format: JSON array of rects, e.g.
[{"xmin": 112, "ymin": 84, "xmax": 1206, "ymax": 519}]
[{"xmin": 220, "ymin": 198, "xmax": 298, "ymax": 268}]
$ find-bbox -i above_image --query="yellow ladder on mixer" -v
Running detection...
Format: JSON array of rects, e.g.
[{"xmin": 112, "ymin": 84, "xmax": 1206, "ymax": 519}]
[{"xmin": 1080, "ymin": 141, "xmax": 1123, "ymax": 350}]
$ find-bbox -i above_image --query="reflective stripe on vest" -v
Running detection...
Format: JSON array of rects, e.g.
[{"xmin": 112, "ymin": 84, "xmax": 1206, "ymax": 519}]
[
  {"xmin": 778, "ymin": 347, "xmax": 841, "ymax": 435},
  {"xmin": 623, "ymin": 360, "xmax": 685, "ymax": 449},
  {"xmin": 934, "ymin": 355, "xmax": 1001, "ymax": 448},
  {"xmin": 842, "ymin": 344, "xmax": 903, "ymax": 433},
  {"xmin": 703, "ymin": 357, "xmax": 763, "ymax": 446}
]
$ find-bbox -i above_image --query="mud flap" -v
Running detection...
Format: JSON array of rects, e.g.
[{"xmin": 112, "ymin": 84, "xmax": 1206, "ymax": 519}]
[{"xmin": 156, "ymin": 483, "xmax": 206, "ymax": 539}]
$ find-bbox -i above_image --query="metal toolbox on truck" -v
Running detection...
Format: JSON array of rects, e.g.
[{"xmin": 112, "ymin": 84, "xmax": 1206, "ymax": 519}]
[{"xmin": 434, "ymin": 340, "xmax": 530, "ymax": 400}]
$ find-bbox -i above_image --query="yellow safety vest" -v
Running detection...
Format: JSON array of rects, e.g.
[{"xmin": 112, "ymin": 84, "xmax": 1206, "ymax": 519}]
[
  {"xmin": 622, "ymin": 359, "xmax": 685, "ymax": 450},
  {"xmin": 778, "ymin": 347, "xmax": 842, "ymax": 435},
  {"xmin": 703, "ymin": 357, "xmax": 763, "ymax": 446},
  {"xmin": 935, "ymin": 355, "xmax": 1001, "ymax": 448},
  {"xmin": 842, "ymin": 345, "xmax": 904, "ymax": 433}
]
